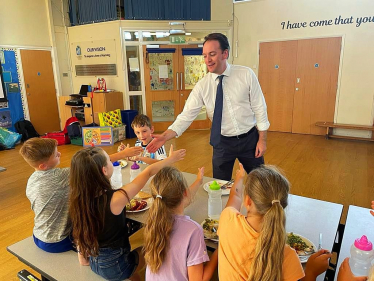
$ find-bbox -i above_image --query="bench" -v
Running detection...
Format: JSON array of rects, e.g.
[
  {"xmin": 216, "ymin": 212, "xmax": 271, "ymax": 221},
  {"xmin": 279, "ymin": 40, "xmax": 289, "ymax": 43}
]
[
  {"xmin": 315, "ymin": 122, "xmax": 374, "ymax": 142},
  {"xmin": 7, "ymin": 228, "xmax": 144, "ymax": 281}
]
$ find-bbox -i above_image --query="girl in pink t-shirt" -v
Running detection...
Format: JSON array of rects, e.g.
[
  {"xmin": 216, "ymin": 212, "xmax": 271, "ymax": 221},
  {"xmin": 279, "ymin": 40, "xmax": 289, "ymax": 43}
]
[{"xmin": 143, "ymin": 166, "xmax": 218, "ymax": 281}]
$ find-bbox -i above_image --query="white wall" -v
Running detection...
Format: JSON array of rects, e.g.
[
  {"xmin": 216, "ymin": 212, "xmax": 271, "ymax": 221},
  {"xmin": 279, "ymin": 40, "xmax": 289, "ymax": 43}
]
[
  {"xmin": 233, "ymin": 0, "xmax": 374, "ymax": 137},
  {"xmin": 0, "ymin": 0, "xmax": 51, "ymax": 47}
]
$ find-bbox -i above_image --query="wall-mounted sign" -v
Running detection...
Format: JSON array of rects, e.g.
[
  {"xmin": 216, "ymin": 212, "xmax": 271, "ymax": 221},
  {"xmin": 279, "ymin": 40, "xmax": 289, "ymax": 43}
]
[
  {"xmin": 75, "ymin": 64, "xmax": 117, "ymax": 76},
  {"xmin": 71, "ymin": 40, "xmax": 117, "ymax": 76},
  {"xmin": 170, "ymin": 35, "xmax": 186, "ymax": 44}
]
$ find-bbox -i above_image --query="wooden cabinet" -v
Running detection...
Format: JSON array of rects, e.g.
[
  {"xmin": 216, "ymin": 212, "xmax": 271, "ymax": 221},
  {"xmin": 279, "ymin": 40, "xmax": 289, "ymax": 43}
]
[
  {"xmin": 91, "ymin": 91, "xmax": 124, "ymax": 124},
  {"xmin": 58, "ymin": 91, "xmax": 124, "ymax": 130}
]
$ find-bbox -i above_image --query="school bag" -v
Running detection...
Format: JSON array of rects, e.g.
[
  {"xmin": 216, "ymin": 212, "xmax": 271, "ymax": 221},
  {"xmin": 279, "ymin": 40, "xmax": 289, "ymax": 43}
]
[
  {"xmin": 14, "ymin": 119, "xmax": 40, "ymax": 142},
  {"xmin": 41, "ymin": 117, "xmax": 80, "ymax": 146},
  {"xmin": 0, "ymin": 127, "xmax": 22, "ymax": 149},
  {"xmin": 67, "ymin": 120, "xmax": 82, "ymax": 138}
]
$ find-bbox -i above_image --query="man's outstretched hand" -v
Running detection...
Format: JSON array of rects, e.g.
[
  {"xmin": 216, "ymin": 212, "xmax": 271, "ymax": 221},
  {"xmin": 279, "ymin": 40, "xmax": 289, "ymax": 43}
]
[{"xmin": 147, "ymin": 133, "xmax": 167, "ymax": 153}]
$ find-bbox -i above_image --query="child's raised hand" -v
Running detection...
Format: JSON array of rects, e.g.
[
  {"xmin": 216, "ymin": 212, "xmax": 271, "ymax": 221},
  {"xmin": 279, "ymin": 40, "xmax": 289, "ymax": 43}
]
[
  {"xmin": 370, "ymin": 201, "xmax": 374, "ymax": 217},
  {"xmin": 117, "ymin": 142, "xmax": 126, "ymax": 152},
  {"xmin": 337, "ymin": 258, "xmax": 368, "ymax": 281},
  {"xmin": 122, "ymin": 144, "xmax": 143, "ymax": 157},
  {"xmin": 305, "ymin": 249, "xmax": 332, "ymax": 279},
  {"xmin": 196, "ymin": 167, "xmax": 205, "ymax": 184},
  {"xmin": 235, "ymin": 163, "xmax": 246, "ymax": 181},
  {"xmin": 168, "ymin": 144, "xmax": 186, "ymax": 162}
]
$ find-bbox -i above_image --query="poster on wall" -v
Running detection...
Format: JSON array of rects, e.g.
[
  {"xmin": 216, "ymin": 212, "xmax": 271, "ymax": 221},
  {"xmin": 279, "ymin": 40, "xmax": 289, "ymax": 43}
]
[
  {"xmin": 71, "ymin": 39, "xmax": 117, "ymax": 76},
  {"xmin": 0, "ymin": 75, "xmax": 5, "ymax": 99}
]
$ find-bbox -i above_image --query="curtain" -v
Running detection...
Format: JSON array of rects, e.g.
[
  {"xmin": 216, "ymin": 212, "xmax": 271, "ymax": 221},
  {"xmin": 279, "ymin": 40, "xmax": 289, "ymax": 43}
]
[{"xmin": 125, "ymin": 0, "xmax": 211, "ymax": 20}]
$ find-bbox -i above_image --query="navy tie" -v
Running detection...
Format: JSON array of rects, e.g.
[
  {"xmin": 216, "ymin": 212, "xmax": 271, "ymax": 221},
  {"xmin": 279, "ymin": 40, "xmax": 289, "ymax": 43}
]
[{"xmin": 210, "ymin": 75, "xmax": 224, "ymax": 147}]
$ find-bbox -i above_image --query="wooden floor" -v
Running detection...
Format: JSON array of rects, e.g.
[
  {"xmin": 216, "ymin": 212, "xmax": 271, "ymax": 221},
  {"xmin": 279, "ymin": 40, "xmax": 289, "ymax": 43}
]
[{"xmin": 1, "ymin": 131, "xmax": 373, "ymax": 280}]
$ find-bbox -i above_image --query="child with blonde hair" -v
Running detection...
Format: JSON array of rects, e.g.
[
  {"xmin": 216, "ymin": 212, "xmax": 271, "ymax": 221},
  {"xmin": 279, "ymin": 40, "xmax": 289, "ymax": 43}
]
[
  {"xmin": 69, "ymin": 145, "xmax": 185, "ymax": 281},
  {"xmin": 218, "ymin": 164, "xmax": 332, "ymax": 281},
  {"xmin": 143, "ymin": 166, "xmax": 218, "ymax": 281}
]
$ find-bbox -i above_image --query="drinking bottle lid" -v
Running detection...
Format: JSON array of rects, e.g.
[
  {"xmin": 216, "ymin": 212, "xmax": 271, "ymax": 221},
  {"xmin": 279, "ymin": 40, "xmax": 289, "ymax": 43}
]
[
  {"xmin": 209, "ymin": 181, "xmax": 221, "ymax": 190},
  {"xmin": 113, "ymin": 161, "xmax": 120, "ymax": 167},
  {"xmin": 131, "ymin": 162, "xmax": 140, "ymax": 169},
  {"xmin": 354, "ymin": 235, "xmax": 373, "ymax": 251}
]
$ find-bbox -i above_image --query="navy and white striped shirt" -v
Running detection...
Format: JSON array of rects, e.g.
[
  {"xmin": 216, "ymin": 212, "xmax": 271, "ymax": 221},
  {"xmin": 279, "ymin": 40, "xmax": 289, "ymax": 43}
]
[{"xmin": 135, "ymin": 139, "xmax": 167, "ymax": 164}]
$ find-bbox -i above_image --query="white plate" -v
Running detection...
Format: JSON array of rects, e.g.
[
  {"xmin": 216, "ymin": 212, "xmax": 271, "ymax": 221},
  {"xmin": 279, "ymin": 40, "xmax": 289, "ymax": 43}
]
[
  {"xmin": 201, "ymin": 219, "xmax": 219, "ymax": 242},
  {"xmin": 287, "ymin": 232, "xmax": 316, "ymax": 263},
  {"xmin": 119, "ymin": 160, "xmax": 128, "ymax": 169},
  {"xmin": 126, "ymin": 197, "xmax": 153, "ymax": 213},
  {"xmin": 203, "ymin": 180, "xmax": 232, "ymax": 196}
]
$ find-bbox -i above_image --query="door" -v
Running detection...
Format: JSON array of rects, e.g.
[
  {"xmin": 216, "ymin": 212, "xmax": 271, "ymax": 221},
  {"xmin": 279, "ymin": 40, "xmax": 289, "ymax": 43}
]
[
  {"xmin": 258, "ymin": 37, "xmax": 341, "ymax": 135},
  {"xmin": 179, "ymin": 45, "xmax": 210, "ymax": 129},
  {"xmin": 143, "ymin": 45, "xmax": 210, "ymax": 131},
  {"xmin": 292, "ymin": 37, "xmax": 341, "ymax": 135},
  {"xmin": 20, "ymin": 50, "xmax": 60, "ymax": 134},
  {"xmin": 143, "ymin": 46, "xmax": 180, "ymax": 132},
  {"xmin": 259, "ymin": 41, "xmax": 298, "ymax": 132}
]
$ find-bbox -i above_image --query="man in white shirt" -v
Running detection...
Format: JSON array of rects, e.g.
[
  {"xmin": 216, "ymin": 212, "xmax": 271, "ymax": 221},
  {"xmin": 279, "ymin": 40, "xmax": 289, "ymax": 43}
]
[{"xmin": 147, "ymin": 33, "xmax": 270, "ymax": 180}]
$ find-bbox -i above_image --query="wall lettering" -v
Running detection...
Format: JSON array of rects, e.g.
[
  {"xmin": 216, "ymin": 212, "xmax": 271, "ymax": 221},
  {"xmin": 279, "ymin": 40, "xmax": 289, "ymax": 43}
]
[{"xmin": 281, "ymin": 15, "xmax": 373, "ymax": 30}]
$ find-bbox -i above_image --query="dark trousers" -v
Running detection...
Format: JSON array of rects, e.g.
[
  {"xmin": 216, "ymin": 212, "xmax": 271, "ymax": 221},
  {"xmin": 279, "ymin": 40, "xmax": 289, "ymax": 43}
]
[{"xmin": 212, "ymin": 128, "xmax": 264, "ymax": 181}]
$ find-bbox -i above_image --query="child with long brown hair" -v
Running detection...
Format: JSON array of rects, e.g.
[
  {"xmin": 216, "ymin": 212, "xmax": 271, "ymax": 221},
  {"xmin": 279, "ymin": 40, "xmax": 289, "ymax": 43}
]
[
  {"xmin": 218, "ymin": 164, "xmax": 332, "ymax": 281},
  {"xmin": 69, "ymin": 145, "xmax": 185, "ymax": 281},
  {"xmin": 143, "ymin": 166, "xmax": 218, "ymax": 281}
]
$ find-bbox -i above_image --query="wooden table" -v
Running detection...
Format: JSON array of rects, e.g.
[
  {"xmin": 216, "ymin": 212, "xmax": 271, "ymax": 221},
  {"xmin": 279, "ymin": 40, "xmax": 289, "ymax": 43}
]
[
  {"xmin": 123, "ymin": 165, "xmax": 343, "ymax": 281},
  {"xmin": 334, "ymin": 205, "xmax": 374, "ymax": 280}
]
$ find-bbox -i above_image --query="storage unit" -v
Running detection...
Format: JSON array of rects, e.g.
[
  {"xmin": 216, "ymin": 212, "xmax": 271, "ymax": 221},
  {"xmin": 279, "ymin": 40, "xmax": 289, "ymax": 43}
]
[
  {"xmin": 58, "ymin": 92, "xmax": 124, "ymax": 130},
  {"xmin": 121, "ymin": 110, "xmax": 138, "ymax": 138},
  {"xmin": 92, "ymin": 91, "xmax": 124, "ymax": 124}
]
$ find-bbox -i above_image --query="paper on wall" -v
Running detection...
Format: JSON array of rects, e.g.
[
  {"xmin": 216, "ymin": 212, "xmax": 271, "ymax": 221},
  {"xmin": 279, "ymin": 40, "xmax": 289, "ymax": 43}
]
[
  {"xmin": 129, "ymin": 58, "xmax": 139, "ymax": 72},
  {"xmin": 0, "ymin": 76, "xmax": 4, "ymax": 99},
  {"xmin": 159, "ymin": 65, "xmax": 168, "ymax": 79}
]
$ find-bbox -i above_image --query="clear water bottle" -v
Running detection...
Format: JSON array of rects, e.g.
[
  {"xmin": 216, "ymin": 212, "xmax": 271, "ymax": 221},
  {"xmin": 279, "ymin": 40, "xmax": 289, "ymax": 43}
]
[
  {"xmin": 349, "ymin": 235, "xmax": 374, "ymax": 276},
  {"xmin": 208, "ymin": 181, "xmax": 222, "ymax": 219},
  {"xmin": 111, "ymin": 161, "xmax": 122, "ymax": 189},
  {"xmin": 130, "ymin": 162, "xmax": 141, "ymax": 182}
]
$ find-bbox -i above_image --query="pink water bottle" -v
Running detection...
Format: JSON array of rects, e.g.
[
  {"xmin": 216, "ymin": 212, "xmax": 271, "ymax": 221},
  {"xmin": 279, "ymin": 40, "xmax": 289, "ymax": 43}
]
[{"xmin": 349, "ymin": 235, "xmax": 374, "ymax": 276}]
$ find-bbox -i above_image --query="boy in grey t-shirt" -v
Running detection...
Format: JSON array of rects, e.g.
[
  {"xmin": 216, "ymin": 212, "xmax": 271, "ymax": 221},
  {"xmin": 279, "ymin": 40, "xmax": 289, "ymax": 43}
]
[{"xmin": 20, "ymin": 138, "xmax": 73, "ymax": 253}]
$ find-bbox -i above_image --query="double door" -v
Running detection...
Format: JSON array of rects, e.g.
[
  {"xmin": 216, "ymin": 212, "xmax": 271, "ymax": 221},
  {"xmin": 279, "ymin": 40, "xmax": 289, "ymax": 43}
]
[
  {"xmin": 259, "ymin": 37, "xmax": 342, "ymax": 135},
  {"xmin": 143, "ymin": 45, "xmax": 210, "ymax": 131}
]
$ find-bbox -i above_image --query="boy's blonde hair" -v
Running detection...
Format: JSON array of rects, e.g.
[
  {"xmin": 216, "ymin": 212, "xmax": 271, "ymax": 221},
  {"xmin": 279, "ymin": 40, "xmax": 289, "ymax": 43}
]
[
  {"xmin": 143, "ymin": 167, "xmax": 188, "ymax": 273},
  {"xmin": 19, "ymin": 138, "xmax": 57, "ymax": 167},
  {"xmin": 131, "ymin": 114, "xmax": 152, "ymax": 129},
  {"xmin": 244, "ymin": 165, "xmax": 290, "ymax": 281}
]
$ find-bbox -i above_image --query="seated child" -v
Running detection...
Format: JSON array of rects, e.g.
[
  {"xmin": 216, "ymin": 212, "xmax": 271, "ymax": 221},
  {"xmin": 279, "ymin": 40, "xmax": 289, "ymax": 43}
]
[
  {"xmin": 218, "ymin": 164, "xmax": 332, "ymax": 281},
  {"xmin": 19, "ymin": 138, "xmax": 143, "ymax": 253},
  {"xmin": 69, "ymin": 145, "xmax": 185, "ymax": 281},
  {"xmin": 118, "ymin": 114, "xmax": 167, "ymax": 164},
  {"xmin": 144, "ymin": 166, "xmax": 218, "ymax": 281}
]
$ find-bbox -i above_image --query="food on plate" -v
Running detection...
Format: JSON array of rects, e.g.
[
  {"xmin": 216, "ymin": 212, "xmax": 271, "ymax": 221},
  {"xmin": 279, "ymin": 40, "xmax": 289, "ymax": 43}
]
[
  {"xmin": 126, "ymin": 199, "xmax": 148, "ymax": 211},
  {"xmin": 119, "ymin": 160, "xmax": 127, "ymax": 168},
  {"xmin": 135, "ymin": 191, "xmax": 152, "ymax": 200},
  {"xmin": 202, "ymin": 218, "xmax": 219, "ymax": 239},
  {"xmin": 287, "ymin": 232, "xmax": 314, "ymax": 255}
]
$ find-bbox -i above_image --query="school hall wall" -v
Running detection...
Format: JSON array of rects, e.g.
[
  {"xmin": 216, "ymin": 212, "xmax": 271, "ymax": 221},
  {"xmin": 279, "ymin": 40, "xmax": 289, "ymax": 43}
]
[
  {"xmin": 67, "ymin": 0, "xmax": 234, "ymax": 107},
  {"xmin": 233, "ymin": 0, "xmax": 374, "ymax": 138},
  {"xmin": 0, "ymin": 0, "xmax": 51, "ymax": 47}
]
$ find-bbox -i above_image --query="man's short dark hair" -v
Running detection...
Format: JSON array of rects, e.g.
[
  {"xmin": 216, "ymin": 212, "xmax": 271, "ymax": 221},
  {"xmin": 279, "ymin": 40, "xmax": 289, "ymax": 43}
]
[{"xmin": 203, "ymin": 33, "xmax": 230, "ymax": 57}]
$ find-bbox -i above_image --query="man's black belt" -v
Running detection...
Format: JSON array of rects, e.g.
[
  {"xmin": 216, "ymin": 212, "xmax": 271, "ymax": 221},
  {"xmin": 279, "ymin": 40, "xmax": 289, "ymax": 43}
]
[{"xmin": 222, "ymin": 127, "xmax": 256, "ymax": 139}]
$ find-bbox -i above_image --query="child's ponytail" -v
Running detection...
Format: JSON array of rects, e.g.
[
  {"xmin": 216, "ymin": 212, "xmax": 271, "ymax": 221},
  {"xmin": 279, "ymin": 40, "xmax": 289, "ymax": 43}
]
[
  {"xmin": 143, "ymin": 167, "xmax": 187, "ymax": 273},
  {"xmin": 244, "ymin": 166, "xmax": 290, "ymax": 281}
]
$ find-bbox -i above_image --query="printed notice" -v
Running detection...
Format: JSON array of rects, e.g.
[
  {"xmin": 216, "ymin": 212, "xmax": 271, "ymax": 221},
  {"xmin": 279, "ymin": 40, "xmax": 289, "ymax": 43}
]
[
  {"xmin": 129, "ymin": 58, "xmax": 140, "ymax": 72},
  {"xmin": 159, "ymin": 65, "xmax": 168, "ymax": 79},
  {"xmin": 0, "ymin": 76, "xmax": 4, "ymax": 98}
]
